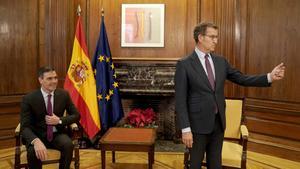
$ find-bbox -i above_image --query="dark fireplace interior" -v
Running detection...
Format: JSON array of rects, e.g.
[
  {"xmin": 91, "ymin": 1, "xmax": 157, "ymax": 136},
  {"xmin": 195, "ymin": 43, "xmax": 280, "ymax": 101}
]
[{"xmin": 121, "ymin": 95, "xmax": 176, "ymax": 140}]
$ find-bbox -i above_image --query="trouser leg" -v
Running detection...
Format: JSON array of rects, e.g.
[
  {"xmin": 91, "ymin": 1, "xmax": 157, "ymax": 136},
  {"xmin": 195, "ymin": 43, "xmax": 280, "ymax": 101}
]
[
  {"xmin": 26, "ymin": 145, "xmax": 42, "ymax": 169},
  {"xmin": 51, "ymin": 133, "xmax": 74, "ymax": 169},
  {"xmin": 206, "ymin": 115, "xmax": 224, "ymax": 169},
  {"xmin": 189, "ymin": 133, "xmax": 208, "ymax": 169}
]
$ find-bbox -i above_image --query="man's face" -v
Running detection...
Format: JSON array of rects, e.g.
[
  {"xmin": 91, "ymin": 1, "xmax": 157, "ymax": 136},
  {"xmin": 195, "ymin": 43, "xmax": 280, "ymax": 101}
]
[
  {"xmin": 198, "ymin": 27, "xmax": 218, "ymax": 53},
  {"xmin": 39, "ymin": 71, "xmax": 58, "ymax": 93}
]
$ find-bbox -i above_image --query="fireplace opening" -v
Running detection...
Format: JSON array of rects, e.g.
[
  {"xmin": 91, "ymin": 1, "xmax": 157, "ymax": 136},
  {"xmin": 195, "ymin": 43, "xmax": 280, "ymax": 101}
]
[{"xmin": 121, "ymin": 95, "xmax": 176, "ymax": 140}]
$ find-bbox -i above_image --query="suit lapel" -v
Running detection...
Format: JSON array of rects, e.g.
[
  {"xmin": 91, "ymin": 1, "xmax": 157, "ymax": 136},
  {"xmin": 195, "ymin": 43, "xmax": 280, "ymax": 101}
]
[
  {"xmin": 53, "ymin": 90, "xmax": 60, "ymax": 116},
  {"xmin": 37, "ymin": 90, "xmax": 47, "ymax": 115},
  {"xmin": 190, "ymin": 52, "xmax": 214, "ymax": 91}
]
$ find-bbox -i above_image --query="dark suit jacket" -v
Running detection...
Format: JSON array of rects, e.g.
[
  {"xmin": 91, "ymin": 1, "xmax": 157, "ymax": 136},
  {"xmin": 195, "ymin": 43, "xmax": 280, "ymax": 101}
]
[
  {"xmin": 20, "ymin": 88, "xmax": 80, "ymax": 147},
  {"xmin": 175, "ymin": 51, "xmax": 270, "ymax": 134}
]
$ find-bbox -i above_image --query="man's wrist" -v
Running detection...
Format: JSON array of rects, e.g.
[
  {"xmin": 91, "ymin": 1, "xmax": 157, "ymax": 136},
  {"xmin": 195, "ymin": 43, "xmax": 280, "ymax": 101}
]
[
  {"xmin": 267, "ymin": 73, "xmax": 272, "ymax": 83},
  {"xmin": 31, "ymin": 138, "xmax": 39, "ymax": 145},
  {"xmin": 182, "ymin": 127, "xmax": 191, "ymax": 133}
]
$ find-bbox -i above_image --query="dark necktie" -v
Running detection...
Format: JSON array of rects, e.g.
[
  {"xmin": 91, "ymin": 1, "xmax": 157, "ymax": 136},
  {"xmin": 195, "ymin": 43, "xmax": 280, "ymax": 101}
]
[
  {"xmin": 205, "ymin": 54, "xmax": 215, "ymax": 90},
  {"xmin": 205, "ymin": 54, "xmax": 218, "ymax": 113},
  {"xmin": 47, "ymin": 94, "xmax": 53, "ymax": 141}
]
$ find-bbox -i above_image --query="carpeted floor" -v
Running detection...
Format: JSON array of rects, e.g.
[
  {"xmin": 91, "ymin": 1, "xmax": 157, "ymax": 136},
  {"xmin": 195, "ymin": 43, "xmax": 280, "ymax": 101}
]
[{"xmin": 155, "ymin": 140, "xmax": 185, "ymax": 152}]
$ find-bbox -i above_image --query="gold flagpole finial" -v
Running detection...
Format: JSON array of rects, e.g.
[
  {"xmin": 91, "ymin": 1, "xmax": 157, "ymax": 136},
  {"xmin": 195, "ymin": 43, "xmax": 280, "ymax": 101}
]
[
  {"xmin": 101, "ymin": 8, "xmax": 104, "ymax": 17},
  {"xmin": 77, "ymin": 5, "xmax": 82, "ymax": 16}
]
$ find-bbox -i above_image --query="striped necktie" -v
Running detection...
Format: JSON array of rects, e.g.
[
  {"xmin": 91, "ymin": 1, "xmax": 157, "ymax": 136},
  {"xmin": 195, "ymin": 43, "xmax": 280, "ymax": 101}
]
[{"xmin": 205, "ymin": 54, "xmax": 215, "ymax": 90}]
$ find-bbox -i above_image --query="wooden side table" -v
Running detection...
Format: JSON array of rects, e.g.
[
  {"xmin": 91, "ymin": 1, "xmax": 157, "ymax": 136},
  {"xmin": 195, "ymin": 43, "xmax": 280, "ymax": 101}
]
[{"xmin": 99, "ymin": 127, "xmax": 156, "ymax": 169}]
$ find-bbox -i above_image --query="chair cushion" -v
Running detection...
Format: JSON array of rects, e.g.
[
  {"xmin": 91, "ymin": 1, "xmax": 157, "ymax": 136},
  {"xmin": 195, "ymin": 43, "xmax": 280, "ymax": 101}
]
[
  {"xmin": 19, "ymin": 145, "xmax": 61, "ymax": 164},
  {"xmin": 203, "ymin": 141, "xmax": 242, "ymax": 168},
  {"xmin": 221, "ymin": 141, "xmax": 242, "ymax": 168}
]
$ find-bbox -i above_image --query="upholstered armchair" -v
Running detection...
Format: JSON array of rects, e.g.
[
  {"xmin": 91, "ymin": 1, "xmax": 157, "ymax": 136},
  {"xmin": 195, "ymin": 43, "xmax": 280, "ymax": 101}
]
[
  {"xmin": 184, "ymin": 98, "xmax": 248, "ymax": 169},
  {"xmin": 14, "ymin": 123, "xmax": 80, "ymax": 169}
]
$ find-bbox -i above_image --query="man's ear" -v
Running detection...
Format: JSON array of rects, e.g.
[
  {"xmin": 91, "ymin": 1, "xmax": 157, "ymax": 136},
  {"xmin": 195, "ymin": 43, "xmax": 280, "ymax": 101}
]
[
  {"xmin": 198, "ymin": 34, "xmax": 204, "ymax": 43},
  {"xmin": 38, "ymin": 77, "xmax": 43, "ymax": 84}
]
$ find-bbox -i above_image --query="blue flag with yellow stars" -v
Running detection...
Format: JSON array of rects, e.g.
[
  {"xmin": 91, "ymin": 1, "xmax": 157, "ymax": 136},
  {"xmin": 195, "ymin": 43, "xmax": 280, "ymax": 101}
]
[{"xmin": 92, "ymin": 15, "xmax": 124, "ymax": 132}]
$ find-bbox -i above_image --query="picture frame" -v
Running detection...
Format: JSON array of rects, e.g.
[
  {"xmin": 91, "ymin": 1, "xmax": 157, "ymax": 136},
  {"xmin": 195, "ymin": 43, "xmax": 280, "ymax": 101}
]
[{"xmin": 121, "ymin": 4, "xmax": 165, "ymax": 47}]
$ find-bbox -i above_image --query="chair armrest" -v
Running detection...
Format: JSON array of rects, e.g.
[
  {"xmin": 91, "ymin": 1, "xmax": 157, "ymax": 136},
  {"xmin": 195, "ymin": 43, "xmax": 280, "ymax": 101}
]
[
  {"xmin": 69, "ymin": 123, "xmax": 79, "ymax": 131},
  {"xmin": 240, "ymin": 124, "xmax": 248, "ymax": 168},
  {"xmin": 69, "ymin": 123, "xmax": 81, "ymax": 140},
  {"xmin": 15, "ymin": 123, "xmax": 20, "ymax": 136},
  {"xmin": 240, "ymin": 125, "xmax": 248, "ymax": 139},
  {"xmin": 15, "ymin": 123, "xmax": 22, "ymax": 148}
]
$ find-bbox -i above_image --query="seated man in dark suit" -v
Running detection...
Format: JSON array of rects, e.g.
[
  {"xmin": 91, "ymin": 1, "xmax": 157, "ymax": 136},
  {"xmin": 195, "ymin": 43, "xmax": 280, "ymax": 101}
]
[{"xmin": 20, "ymin": 66, "xmax": 80, "ymax": 169}]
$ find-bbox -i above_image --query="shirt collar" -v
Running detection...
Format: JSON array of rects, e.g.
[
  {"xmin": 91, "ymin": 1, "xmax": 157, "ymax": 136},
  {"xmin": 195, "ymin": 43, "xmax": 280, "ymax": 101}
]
[
  {"xmin": 40, "ymin": 88, "xmax": 54, "ymax": 98},
  {"xmin": 195, "ymin": 47, "xmax": 211, "ymax": 60}
]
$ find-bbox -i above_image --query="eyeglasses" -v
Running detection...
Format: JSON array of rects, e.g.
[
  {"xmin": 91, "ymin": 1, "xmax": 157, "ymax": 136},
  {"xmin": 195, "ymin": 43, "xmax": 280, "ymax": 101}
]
[{"xmin": 204, "ymin": 34, "xmax": 218, "ymax": 40}]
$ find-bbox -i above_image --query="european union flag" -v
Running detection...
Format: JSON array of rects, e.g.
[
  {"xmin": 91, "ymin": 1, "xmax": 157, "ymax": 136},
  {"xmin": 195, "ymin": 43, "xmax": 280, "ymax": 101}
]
[{"xmin": 92, "ymin": 15, "xmax": 124, "ymax": 132}]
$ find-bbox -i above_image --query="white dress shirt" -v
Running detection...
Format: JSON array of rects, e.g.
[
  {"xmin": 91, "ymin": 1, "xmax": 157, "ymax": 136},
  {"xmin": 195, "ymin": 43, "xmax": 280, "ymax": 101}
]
[{"xmin": 41, "ymin": 88, "xmax": 57, "ymax": 132}]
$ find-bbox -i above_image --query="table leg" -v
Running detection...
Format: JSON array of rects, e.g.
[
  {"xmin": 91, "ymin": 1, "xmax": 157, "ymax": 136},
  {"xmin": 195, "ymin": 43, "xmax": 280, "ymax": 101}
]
[
  {"xmin": 101, "ymin": 150, "xmax": 106, "ymax": 169},
  {"xmin": 112, "ymin": 151, "xmax": 116, "ymax": 163},
  {"xmin": 148, "ymin": 150, "xmax": 153, "ymax": 169},
  {"xmin": 151, "ymin": 145, "xmax": 155, "ymax": 164},
  {"xmin": 152, "ymin": 146, "xmax": 155, "ymax": 164}
]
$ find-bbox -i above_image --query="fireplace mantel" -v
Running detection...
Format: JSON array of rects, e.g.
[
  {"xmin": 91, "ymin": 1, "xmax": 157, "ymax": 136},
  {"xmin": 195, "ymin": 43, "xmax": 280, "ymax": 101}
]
[{"xmin": 115, "ymin": 63, "xmax": 176, "ymax": 96}]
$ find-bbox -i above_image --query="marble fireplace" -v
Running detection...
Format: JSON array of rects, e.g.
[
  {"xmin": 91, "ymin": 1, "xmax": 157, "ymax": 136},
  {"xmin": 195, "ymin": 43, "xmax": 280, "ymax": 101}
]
[{"xmin": 115, "ymin": 62, "xmax": 178, "ymax": 140}]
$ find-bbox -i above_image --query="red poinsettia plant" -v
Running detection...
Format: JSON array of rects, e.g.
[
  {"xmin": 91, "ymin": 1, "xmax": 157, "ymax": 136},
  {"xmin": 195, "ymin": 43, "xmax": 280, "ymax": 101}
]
[{"xmin": 125, "ymin": 108, "xmax": 157, "ymax": 128}]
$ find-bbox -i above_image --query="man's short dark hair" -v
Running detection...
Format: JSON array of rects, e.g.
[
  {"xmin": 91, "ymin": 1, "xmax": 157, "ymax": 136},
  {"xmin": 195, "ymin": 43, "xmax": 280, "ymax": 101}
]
[
  {"xmin": 193, "ymin": 22, "xmax": 218, "ymax": 43},
  {"xmin": 38, "ymin": 66, "xmax": 55, "ymax": 78}
]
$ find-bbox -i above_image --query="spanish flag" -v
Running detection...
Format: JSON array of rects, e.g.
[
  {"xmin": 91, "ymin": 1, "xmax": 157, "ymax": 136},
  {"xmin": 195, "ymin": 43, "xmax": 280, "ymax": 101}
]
[{"xmin": 64, "ymin": 16, "xmax": 101, "ymax": 139}]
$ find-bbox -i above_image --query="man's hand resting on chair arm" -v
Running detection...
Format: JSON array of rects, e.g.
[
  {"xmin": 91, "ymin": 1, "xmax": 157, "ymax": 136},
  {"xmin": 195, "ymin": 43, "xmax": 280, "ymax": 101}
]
[{"xmin": 32, "ymin": 138, "xmax": 48, "ymax": 161}]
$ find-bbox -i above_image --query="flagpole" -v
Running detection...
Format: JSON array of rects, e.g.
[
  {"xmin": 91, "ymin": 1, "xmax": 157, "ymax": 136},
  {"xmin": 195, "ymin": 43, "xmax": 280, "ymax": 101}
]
[
  {"xmin": 77, "ymin": 5, "xmax": 81, "ymax": 16},
  {"xmin": 101, "ymin": 8, "xmax": 104, "ymax": 17}
]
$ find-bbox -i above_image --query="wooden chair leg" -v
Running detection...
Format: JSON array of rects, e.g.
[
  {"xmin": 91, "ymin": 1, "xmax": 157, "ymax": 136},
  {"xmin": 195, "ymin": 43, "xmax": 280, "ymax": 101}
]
[
  {"xmin": 184, "ymin": 148, "xmax": 190, "ymax": 169},
  {"xmin": 14, "ymin": 146, "xmax": 20, "ymax": 169},
  {"xmin": 112, "ymin": 151, "xmax": 116, "ymax": 163},
  {"xmin": 74, "ymin": 144, "xmax": 80, "ymax": 169}
]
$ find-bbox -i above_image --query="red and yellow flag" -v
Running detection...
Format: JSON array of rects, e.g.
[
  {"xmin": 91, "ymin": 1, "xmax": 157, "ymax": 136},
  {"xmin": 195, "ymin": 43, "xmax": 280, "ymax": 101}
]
[{"xmin": 64, "ymin": 16, "xmax": 100, "ymax": 139}]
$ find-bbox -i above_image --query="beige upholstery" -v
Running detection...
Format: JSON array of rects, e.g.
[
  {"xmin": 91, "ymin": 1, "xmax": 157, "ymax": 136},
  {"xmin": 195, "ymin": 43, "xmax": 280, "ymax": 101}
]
[
  {"xmin": 19, "ymin": 145, "xmax": 61, "ymax": 164},
  {"xmin": 221, "ymin": 141, "xmax": 243, "ymax": 167},
  {"xmin": 184, "ymin": 98, "xmax": 248, "ymax": 169},
  {"xmin": 224, "ymin": 99, "xmax": 243, "ymax": 139},
  {"xmin": 14, "ymin": 122, "xmax": 80, "ymax": 169},
  {"xmin": 201, "ymin": 141, "xmax": 243, "ymax": 168}
]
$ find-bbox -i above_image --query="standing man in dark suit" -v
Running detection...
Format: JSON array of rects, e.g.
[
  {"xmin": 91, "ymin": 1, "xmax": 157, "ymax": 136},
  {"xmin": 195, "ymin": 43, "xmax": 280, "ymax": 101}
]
[
  {"xmin": 175, "ymin": 22, "xmax": 285, "ymax": 169},
  {"xmin": 20, "ymin": 66, "xmax": 80, "ymax": 169}
]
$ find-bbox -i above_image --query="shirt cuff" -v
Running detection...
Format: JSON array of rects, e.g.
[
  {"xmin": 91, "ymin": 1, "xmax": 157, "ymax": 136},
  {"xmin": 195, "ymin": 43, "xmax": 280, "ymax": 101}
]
[
  {"xmin": 267, "ymin": 73, "xmax": 272, "ymax": 83},
  {"xmin": 182, "ymin": 127, "xmax": 191, "ymax": 133},
  {"xmin": 31, "ymin": 138, "xmax": 38, "ymax": 145}
]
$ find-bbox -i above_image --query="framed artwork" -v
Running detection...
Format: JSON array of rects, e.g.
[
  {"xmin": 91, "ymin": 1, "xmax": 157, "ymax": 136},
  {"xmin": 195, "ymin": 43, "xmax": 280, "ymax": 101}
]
[{"xmin": 121, "ymin": 4, "xmax": 165, "ymax": 47}]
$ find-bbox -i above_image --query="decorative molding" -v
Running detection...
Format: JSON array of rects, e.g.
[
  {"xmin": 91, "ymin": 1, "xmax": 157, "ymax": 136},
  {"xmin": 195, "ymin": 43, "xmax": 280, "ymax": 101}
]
[
  {"xmin": 0, "ymin": 95, "xmax": 23, "ymax": 105},
  {"xmin": 245, "ymin": 97, "xmax": 300, "ymax": 162},
  {"xmin": 0, "ymin": 95, "xmax": 21, "ymax": 149},
  {"xmin": 245, "ymin": 98, "xmax": 300, "ymax": 115},
  {"xmin": 113, "ymin": 57, "xmax": 179, "ymax": 62}
]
